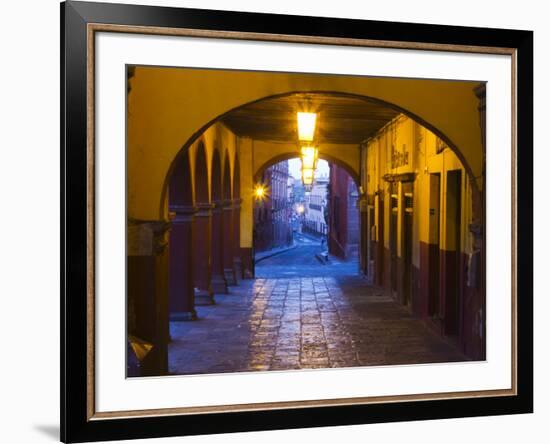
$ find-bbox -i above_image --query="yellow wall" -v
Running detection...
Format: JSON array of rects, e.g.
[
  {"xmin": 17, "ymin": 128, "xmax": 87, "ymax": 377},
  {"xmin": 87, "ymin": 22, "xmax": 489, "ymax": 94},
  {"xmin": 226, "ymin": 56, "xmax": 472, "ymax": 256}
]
[
  {"xmin": 364, "ymin": 115, "xmax": 476, "ymax": 268},
  {"xmin": 239, "ymin": 138, "xmax": 254, "ymax": 249},
  {"xmin": 168, "ymin": 122, "xmax": 239, "ymax": 216},
  {"xmin": 127, "ymin": 67, "xmax": 482, "ymax": 221}
]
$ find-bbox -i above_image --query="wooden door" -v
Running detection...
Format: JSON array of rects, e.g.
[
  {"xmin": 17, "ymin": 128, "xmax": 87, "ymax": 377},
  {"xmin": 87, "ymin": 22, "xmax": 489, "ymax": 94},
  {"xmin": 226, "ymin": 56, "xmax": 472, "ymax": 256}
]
[{"xmin": 444, "ymin": 170, "xmax": 462, "ymax": 337}]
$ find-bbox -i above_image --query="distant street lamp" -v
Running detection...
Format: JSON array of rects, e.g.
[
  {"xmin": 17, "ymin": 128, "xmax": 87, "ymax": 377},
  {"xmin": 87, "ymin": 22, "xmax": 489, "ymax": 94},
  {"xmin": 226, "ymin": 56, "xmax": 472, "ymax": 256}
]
[{"xmin": 254, "ymin": 184, "xmax": 267, "ymax": 200}]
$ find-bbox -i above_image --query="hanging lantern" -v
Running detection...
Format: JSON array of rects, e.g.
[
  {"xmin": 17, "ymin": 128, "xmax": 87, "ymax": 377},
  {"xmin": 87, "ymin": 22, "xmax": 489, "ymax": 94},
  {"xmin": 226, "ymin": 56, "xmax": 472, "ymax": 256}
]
[
  {"xmin": 297, "ymin": 112, "xmax": 317, "ymax": 142},
  {"xmin": 297, "ymin": 110, "xmax": 318, "ymax": 188},
  {"xmin": 302, "ymin": 167, "xmax": 314, "ymax": 186},
  {"xmin": 300, "ymin": 145, "xmax": 318, "ymax": 170}
]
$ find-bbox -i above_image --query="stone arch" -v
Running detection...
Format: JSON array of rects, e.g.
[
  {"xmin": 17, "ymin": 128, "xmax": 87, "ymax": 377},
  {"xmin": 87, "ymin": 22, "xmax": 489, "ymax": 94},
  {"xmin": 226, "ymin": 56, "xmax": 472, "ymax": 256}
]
[
  {"xmin": 160, "ymin": 90, "xmax": 481, "ymax": 221},
  {"xmin": 168, "ymin": 151, "xmax": 193, "ymax": 207},
  {"xmin": 167, "ymin": 148, "xmax": 196, "ymax": 321},
  {"xmin": 253, "ymin": 152, "xmax": 360, "ymax": 189},
  {"xmin": 194, "ymin": 141, "xmax": 209, "ymax": 204}
]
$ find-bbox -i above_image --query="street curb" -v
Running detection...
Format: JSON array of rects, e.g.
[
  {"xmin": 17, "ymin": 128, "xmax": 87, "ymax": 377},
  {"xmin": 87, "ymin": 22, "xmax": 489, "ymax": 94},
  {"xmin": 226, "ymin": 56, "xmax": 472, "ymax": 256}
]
[
  {"xmin": 298, "ymin": 232, "xmax": 325, "ymax": 243},
  {"xmin": 254, "ymin": 244, "xmax": 299, "ymax": 264}
]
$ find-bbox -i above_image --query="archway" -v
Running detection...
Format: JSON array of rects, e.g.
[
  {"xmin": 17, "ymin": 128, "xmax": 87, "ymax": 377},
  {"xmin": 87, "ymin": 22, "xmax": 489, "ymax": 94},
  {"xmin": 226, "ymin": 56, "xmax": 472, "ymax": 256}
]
[
  {"xmin": 253, "ymin": 152, "xmax": 360, "ymax": 190},
  {"xmin": 159, "ymin": 90, "xmax": 482, "ymax": 223},
  {"xmin": 253, "ymin": 156, "xmax": 362, "ymax": 279},
  {"xmin": 168, "ymin": 151, "xmax": 197, "ymax": 321}
]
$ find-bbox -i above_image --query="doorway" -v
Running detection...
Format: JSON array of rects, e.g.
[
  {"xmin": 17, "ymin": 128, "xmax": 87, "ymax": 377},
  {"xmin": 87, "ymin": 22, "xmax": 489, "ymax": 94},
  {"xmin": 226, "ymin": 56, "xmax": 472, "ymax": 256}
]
[
  {"xmin": 428, "ymin": 173, "xmax": 441, "ymax": 318},
  {"xmin": 389, "ymin": 182, "xmax": 399, "ymax": 299},
  {"xmin": 402, "ymin": 182, "xmax": 414, "ymax": 306},
  {"xmin": 444, "ymin": 170, "xmax": 462, "ymax": 337}
]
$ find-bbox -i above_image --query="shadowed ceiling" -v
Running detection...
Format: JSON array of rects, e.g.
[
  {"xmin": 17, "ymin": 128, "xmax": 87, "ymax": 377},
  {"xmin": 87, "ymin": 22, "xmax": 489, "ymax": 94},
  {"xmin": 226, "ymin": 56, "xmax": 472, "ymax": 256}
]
[{"xmin": 222, "ymin": 93, "xmax": 400, "ymax": 145}]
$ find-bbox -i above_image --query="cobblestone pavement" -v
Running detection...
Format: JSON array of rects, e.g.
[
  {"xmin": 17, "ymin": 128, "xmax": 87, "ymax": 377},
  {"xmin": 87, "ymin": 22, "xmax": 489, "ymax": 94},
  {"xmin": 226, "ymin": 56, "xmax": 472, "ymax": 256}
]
[{"xmin": 168, "ymin": 274, "xmax": 467, "ymax": 375}]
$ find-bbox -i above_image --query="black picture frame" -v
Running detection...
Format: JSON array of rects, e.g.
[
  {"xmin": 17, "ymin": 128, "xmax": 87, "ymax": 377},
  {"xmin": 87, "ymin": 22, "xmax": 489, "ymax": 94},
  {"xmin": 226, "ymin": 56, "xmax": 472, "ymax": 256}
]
[{"xmin": 61, "ymin": 1, "xmax": 533, "ymax": 442}]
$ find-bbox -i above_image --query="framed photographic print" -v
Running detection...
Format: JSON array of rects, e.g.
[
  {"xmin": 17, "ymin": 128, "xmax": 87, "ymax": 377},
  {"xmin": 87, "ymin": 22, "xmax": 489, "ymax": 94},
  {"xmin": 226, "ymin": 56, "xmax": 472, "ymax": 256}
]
[{"xmin": 61, "ymin": 1, "xmax": 533, "ymax": 442}]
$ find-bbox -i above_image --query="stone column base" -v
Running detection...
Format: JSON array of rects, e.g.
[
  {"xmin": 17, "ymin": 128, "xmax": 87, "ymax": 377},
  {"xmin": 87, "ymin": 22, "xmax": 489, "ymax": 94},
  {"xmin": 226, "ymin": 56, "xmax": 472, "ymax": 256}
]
[
  {"xmin": 240, "ymin": 248, "xmax": 254, "ymax": 279},
  {"xmin": 211, "ymin": 274, "xmax": 228, "ymax": 294},
  {"xmin": 224, "ymin": 267, "xmax": 237, "ymax": 286},
  {"xmin": 169, "ymin": 310, "xmax": 197, "ymax": 322},
  {"xmin": 233, "ymin": 257, "xmax": 242, "ymax": 282},
  {"xmin": 195, "ymin": 288, "xmax": 215, "ymax": 305}
]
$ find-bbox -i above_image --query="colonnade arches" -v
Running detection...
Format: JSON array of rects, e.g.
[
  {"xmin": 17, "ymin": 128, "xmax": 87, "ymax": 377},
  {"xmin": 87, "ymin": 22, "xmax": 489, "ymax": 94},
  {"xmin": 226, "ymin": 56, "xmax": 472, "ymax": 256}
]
[
  {"xmin": 164, "ymin": 139, "xmax": 243, "ymax": 318},
  {"xmin": 160, "ymin": 91, "xmax": 483, "ymax": 226}
]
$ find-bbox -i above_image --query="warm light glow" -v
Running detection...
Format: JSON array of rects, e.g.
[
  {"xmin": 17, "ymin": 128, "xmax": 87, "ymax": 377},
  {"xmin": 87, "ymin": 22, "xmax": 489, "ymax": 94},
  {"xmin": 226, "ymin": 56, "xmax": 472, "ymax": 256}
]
[
  {"xmin": 302, "ymin": 168, "xmax": 314, "ymax": 186},
  {"xmin": 296, "ymin": 205, "xmax": 304, "ymax": 214},
  {"xmin": 254, "ymin": 184, "xmax": 267, "ymax": 199},
  {"xmin": 300, "ymin": 145, "xmax": 318, "ymax": 187},
  {"xmin": 300, "ymin": 146, "xmax": 318, "ymax": 169},
  {"xmin": 297, "ymin": 112, "xmax": 317, "ymax": 142}
]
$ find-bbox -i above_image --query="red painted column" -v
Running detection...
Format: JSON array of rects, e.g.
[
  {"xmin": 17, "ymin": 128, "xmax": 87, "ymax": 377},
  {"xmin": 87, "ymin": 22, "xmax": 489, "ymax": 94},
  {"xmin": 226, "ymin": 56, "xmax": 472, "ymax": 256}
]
[
  {"xmin": 233, "ymin": 198, "xmax": 242, "ymax": 280},
  {"xmin": 193, "ymin": 203, "xmax": 215, "ymax": 305},
  {"xmin": 169, "ymin": 205, "xmax": 198, "ymax": 321},
  {"xmin": 223, "ymin": 199, "xmax": 237, "ymax": 285},
  {"xmin": 210, "ymin": 201, "xmax": 228, "ymax": 293},
  {"xmin": 127, "ymin": 220, "xmax": 171, "ymax": 376}
]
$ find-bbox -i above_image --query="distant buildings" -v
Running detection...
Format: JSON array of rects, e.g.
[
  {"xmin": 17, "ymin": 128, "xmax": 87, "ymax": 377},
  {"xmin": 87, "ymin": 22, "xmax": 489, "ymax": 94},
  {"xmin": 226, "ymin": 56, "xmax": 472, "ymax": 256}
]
[
  {"xmin": 253, "ymin": 160, "xmax": 293, "ymax": 253},
  {"xmin": 254, "ymin": 160, "xmax": 360, "ymax": 263},
  {"xmin": 327, "ymin": 164, "xmax": 360, "ymax": 260},
  {"xmin": 302, "ymin": 173, "xmax": 329, "ymax": 237}
]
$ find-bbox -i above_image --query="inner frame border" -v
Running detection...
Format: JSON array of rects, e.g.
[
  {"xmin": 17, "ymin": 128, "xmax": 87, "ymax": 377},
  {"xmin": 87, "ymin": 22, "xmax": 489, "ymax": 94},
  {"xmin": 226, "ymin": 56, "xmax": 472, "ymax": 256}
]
[{"xmin": 86, "ymin": 22, "xmax": 517, "ymax": 422}]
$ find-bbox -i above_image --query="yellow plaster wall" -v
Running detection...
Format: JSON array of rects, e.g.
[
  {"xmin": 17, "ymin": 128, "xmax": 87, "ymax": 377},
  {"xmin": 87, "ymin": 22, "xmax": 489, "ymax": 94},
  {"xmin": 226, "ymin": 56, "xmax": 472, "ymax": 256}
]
[
  {"xmin": 168, "ymin": 122, "xmax": 238, "ymax": 219},
  {"xmin": 238, "ymin": 138, "xmax": 254, "ymax": 249},
  {"xmin": 365, "ymin": 115, "xmax": 476, "ymax": 268},
  {"xmin": 127, "ymin": 66, "xmax": 482, "ymax": 220}
]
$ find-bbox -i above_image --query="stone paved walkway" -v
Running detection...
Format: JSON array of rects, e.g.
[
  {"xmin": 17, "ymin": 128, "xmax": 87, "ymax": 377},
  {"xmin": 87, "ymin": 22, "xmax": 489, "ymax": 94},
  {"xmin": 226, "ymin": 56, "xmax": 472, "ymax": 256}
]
[{"xmin": 168, "ymin": 274, "xmax": 467, "ymax": 375}]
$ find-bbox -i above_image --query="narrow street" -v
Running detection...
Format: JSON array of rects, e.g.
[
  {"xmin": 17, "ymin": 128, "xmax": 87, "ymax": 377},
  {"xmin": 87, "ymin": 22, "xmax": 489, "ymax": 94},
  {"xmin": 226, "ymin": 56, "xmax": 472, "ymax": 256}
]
[
  {"xmin": 169, "ymin": 241, "xmax": 466, "ymax": 375},
  {"xmin": 255, "ymin": 232, "xmax": 358, "ymax": 278}
]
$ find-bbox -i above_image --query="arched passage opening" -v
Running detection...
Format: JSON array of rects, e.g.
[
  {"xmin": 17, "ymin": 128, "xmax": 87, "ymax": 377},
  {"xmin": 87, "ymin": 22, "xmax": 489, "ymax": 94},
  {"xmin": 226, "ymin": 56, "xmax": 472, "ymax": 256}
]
[
  {"xmin": 168, "ymin": 151, "xmax": 197, "ymax": 322},
  {"xmin": 162, "ymin": 90, "xmax": 484, "ymax": 357},
  {"xmin": 253, "ymin": 156, "xmax": 361, "ymax": 279},
  {"xmin": 160, "ymin": 90, "xmax": 482, "ymax": 224},
  {"xmin": 254, "ymin": 152, "xmax": 360, "ymax": 189}
]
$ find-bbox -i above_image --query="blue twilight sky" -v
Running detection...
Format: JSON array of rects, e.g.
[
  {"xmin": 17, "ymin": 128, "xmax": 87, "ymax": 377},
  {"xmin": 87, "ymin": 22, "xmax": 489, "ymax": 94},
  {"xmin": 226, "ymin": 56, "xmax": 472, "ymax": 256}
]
[{"xmin": 288, "ymin": 158, "xmax": 330, "ymax": 179}]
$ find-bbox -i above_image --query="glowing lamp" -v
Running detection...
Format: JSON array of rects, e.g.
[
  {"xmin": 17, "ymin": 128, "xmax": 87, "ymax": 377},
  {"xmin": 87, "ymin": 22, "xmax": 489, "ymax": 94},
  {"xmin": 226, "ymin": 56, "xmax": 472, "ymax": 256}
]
[
  {"xmin": 254, "ymin": 184, "xmax": 266, "ymax": 199},
  {"xmin": 302, "ymin": 168, "xmax": 314, "ymax": 186},
  {"xmin": 300, "ymin": 145, "xmax": 318, "ymax": 170},
  {"xmin": 297, "ymin": 112, "xmax": 317, "ymax": 142}
]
